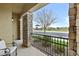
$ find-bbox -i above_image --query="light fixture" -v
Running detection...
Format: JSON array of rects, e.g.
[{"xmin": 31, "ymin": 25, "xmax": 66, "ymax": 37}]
[{"xmin": 12, "ymin": 19, "xmax": 14, "ymax": 21}]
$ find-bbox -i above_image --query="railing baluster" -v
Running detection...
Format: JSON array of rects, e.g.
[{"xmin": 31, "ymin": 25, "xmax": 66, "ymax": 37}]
[
  {"xmin": 59, "ymin": 38, "xmax": 61, "ymax": 56},
  {"xmin": 40, "ymin": 35, "xmax": 42, "ymax": 50},
  {"xmin": 50, "ymin": 36, "xmax": 52, "ymax": 55},
  {"xmin": 51, "ymin": 37, "xmax": 53, "ymax": 55},
  {"xmin": 67, "ymin": 38, "xmax": 68, "ymax": 56},
  {"xmin": 53, "ymin": 38, "xmax": 55, "ymax": 55},
  {"xmin": 63, "ymin": 38, "xmax": 64, "ymax": 56},
  {"xmin": 32, "ymin": 33, "xmax": 68, "ymax": 56},
  {"xmin": 55, "ymin": 38, "xmax": 57, "ymax": 55},
  {"xmin": 57, "ymin": 38, "xmax": 59, "ymax": 54},
  {"xmin": 52, "ymin": 37, "xmax": 53, "ymax": 55},
  {"xmin": 64, "ymin": 39, "xmax": 65, "ymax": 56}
]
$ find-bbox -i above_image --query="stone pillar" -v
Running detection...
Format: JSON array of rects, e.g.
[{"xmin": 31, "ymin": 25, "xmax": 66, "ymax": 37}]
[
  {"xmin": 76, "ymin": 4, "xmax": 79, "ymax": 55},
  {"xmin": 22, "ymin": 12, "xmax": 33, "ymax": 47},
  {"xmin": 22, "ymin": 14, "xmax": 28, "ymax": 47},
  {"xmin": 69, "ymin": 3, "xmax": 77, "ymax": 56},
  {"xmin": 27, "ymin": 12, "xmax": 33, "ymax": 46}
]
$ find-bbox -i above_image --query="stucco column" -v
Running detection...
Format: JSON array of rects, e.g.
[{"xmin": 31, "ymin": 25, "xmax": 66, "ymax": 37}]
[
  {"xmin": 22, "ymin": 12, "xmax": 33, "ymax": 47},
  {"xmin": 69, "ymin": 4, "xmax": 77, "ymax": 56}
]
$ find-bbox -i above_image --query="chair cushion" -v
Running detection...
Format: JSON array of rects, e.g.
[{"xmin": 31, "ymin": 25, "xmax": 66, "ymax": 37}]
[
  {"xmin": 0, "ymin": 40, "xmax": 6, "ymax": 56},
  {"xmin": 0, "ymin": 40, "xmax": 6, "ymax": 49},
  {"xmin": 0, "ymin": 40, "xmax": 6, "ymax": 55}
]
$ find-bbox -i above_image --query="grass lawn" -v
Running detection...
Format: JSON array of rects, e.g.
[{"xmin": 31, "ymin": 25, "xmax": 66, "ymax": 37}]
[{"xmin": 33, "ymin": 29, "xmax": 69, "ymax": 33}]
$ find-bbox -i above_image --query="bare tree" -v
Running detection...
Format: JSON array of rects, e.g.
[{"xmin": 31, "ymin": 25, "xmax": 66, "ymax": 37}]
[{"xmin": 34, "ymin": 9, "xmax": 57, "ymax": 33}]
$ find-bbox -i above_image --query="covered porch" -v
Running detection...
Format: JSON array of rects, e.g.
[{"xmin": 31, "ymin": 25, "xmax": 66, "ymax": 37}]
[{"xmin": 0, "ymin": 3, "xmax": 79, "ymax": 56}]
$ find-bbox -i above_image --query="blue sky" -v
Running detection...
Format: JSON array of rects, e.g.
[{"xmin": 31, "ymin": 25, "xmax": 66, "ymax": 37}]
[{"xmin": 33, "ymin": 3, "xmax": 69, "ymax": 28}]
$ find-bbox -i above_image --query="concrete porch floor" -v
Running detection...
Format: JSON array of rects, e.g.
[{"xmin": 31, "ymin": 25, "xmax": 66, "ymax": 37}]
[{"xmin": 16, "ymin": 40, "xmax": 46, "ymax": 56}]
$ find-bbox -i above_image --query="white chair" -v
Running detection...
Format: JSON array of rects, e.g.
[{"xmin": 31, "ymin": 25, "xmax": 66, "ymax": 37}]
[{"xmin": 0, "ymin": 39, "xmax": 17, "ymax": 56}]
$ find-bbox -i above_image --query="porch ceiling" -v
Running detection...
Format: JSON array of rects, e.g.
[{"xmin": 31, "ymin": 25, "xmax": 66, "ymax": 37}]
[
  {"xmin": 12, "ymin": 3, "xmax": 48, "ymax": 19},
  {"xmin": 0, "ymin": 3, "xmax": 37, "ymax": 14},
  {"xmin": 11, "ymin": 3, "xmax": 38, "ymax": 19},
  {"xmin": 0, "ymin": 3, "xmax": 47, "ymax": 19},
  {"xmin": 12, "ymin": 3, "xmax": 37, "ymax": 15},
  {"xmin": 0, "ymin": 3, "xmax": 37, "ymax": 19}
]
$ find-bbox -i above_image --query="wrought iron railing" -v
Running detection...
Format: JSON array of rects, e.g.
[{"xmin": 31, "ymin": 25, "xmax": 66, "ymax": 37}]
[{"xmin": 31, "ymin": 33, "xmax": 69, "ymax": 56}]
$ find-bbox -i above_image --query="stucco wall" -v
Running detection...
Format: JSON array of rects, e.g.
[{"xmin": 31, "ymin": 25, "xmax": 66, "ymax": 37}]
[{"xmin": 0, "ymin": 4, "xmax": 12, "ymax": 45}]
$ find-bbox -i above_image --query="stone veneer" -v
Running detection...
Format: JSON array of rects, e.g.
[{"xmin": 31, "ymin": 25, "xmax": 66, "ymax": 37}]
[
  {"xmin": 76, "ymin": 4, "xmax": 79, "ymax": 55},
  {"xmin": 22, "ymin": 12, "xmax": 33, "ymax": 47},
  {"xmin": 69, "ymin": 3, "xmax": 77, "ymax": 56},
  {"xmin": 22, "ymin": 14, "xmax": 28, "ymax": 47}
]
